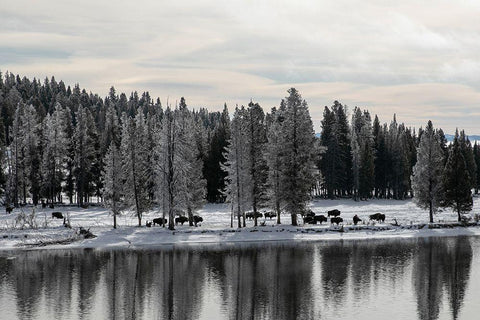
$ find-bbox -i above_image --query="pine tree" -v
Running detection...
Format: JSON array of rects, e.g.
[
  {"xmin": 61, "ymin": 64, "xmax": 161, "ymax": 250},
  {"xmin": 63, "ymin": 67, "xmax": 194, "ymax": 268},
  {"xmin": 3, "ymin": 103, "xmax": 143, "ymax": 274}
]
[
  {"xmin": 473, "ymin": 142, "xmax": 480, "ymax": 194},
  {"xmin": 223, "ymin": 106, "xmax": 251, "ymax": 228},
  {"xmin": 204, "ymin": 105, "xmax": 230, "ymax": 202},
  {"xmin": 121, "ymin": 111, "xmax": 150, "ymax": 227},
  {"xmin": 102, "ymin": 144, "xmax": 123, "ymax": 229},
  {"xmin": 278, "ymin": 88, "xmax": 316, "ymax": 226},
  {"xmin": 443, "ymin": 130, "xmax": 473, "ymax": 221},
  {"xmin": 458, "ymin": 130, "xmax": 476, "ymax": 190},
  {"xmin": 42, "ymin": 102, "xmax": 68, "ymax": 204},
  {"xmin": 411, "ymin": 121, "xmax": 445, "ymax": 223},
  {"xmin": 265, "ymin": 105, "xmax": 284, "ymax": 224},
  {"xmin": 73, "ymin": 106, "xmax": 98, "ymax": 206},
  {"xmin": 246, "ymin": 101, "xmax": 268, "ymax": 226},
  {"xmin": 177, "ymin": 98, "xmax": 207, "ymax": 226}
]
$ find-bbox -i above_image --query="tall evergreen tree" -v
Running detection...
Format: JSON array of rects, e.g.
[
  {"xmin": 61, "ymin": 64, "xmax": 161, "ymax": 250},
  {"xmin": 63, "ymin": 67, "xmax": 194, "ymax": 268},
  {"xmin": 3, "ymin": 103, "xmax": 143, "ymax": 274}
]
[
  {"xmin": 102, "ymin": 144, "xmax": 123, "ymax": 229},
  {"xmin": 246, "ymin": 101, "xmax": 268, "ymax": 226},
  {"xmin": 411, "ymin": 121, "xmax": 445, "ymax": 223},
  {"xmin": 177, "ymin": 98, "xmax": 207, "ymax": 226},
  {"xmin": 265, "ymin": 105, "xmax": 284, "ymax": 224},
  {"xmin": 121, "ymin": 111, "xmax": 150, "ymax": 226},
  {"xmin": 42, "ymin": 102, "xmax": 68, "ymax": 204},
  {"xmin": 204, "ymin": 105, "xmax": 230, "ymax": 202},
  {"xmin": 73, "ymin": 106, "xmax": 97, "ymax": 206},
  {"xmin": 443, "ymin": 130, "xmax": 473, "ymax": 221},
  {"xmin": 278, "ymin": 88, "xmax": 316, "ymax": 226},
  {"xmin": 223, "ymin": 106, "xmax": 251, "ymax": 228}
]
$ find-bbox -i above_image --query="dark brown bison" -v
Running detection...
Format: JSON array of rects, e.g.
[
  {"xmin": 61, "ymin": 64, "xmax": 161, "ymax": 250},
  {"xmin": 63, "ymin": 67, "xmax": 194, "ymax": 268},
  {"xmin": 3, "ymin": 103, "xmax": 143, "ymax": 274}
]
[
  {"xmin": 327, "ymin": 209, "xmax": 341, "ymax": 217},
  {"xmin": 369, "ymin": 213, "xmax": 385, "ymax": 222},
  {"xmin": 264, "ymin": 211, "xmax": 277, "ymax": 219},
  {"xmin": 314, "ymin": 215, "xmax": 328, "ymax": 224},
  {"xmin": 175, "ymin": 216, "xmax": 189, "ymax": 225},
  {"xmin": 52, "ymin": 211, "xmax": 63, "ymax": 219},
  {"xmin": 330, "ymin": 217, "xmax": 343, "ymax": 225},
  {"xmin": 6, "ymin": 206, "xmax": 13, "ymax": 214},
  {"xmin": 193, "ymin": 215, "xmax": 203, "ymax": 225},
  {"xmin": 353, "ymin": 214, "xmax": 362, "ymax": 225},
  {"xmin": 304, "ymin": 216, "xmax": 316, "ymax": 224},
  {"xmin": 153, "ymin": 218, "xmax": 167, "ymax": 226}
]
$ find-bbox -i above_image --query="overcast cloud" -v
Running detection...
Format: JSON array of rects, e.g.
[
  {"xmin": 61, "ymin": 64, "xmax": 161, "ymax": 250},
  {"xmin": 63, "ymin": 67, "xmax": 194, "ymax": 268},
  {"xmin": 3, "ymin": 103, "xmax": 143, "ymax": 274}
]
[{"xmin": 1, "ymin": 0, "xmax": 480, "ymax": 133}]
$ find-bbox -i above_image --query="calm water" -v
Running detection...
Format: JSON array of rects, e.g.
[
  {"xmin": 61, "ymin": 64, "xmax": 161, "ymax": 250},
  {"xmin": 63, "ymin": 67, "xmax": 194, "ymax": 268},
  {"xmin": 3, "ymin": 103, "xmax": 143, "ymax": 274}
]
[{"xmin": 0, "ymin": 237, "xmax": 479, "ymax": 320}]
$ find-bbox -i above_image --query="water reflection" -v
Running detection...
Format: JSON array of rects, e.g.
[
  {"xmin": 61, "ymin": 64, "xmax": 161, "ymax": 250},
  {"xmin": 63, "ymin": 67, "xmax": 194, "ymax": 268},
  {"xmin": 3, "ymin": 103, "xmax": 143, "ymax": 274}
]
[
  {"xmin": 413, "ymin": 238, "xmax": 472, "ymax": 320},
  {"xmin": 0, "ymin": 236, "xmax": 476, "ymax": 320}
]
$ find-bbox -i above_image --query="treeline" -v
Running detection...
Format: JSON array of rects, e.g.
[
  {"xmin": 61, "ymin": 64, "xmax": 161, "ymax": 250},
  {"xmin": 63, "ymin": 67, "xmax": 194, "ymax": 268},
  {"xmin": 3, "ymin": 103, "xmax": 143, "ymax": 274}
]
[{"xmin": 0, "ymin": 72, "xmax": 478, "ymax": 227}]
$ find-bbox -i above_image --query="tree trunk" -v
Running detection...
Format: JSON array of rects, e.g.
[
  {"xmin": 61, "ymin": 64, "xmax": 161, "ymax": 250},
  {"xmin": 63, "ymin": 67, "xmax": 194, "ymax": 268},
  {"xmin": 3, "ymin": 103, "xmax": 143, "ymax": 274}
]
[
  {"xmin": 429, "ymin": 201, "xmax": 433, "ymax": 223},
  {"xmin": 291, "ymin": 213, "xmax": 297, "ymax": 226}
]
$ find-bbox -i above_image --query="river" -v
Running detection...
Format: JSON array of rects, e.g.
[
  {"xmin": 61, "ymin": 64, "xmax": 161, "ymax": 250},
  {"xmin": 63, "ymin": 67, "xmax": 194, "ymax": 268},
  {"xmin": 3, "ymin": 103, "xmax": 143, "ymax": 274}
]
[{"xmin": 0, "ymin": 236, "xmax": 479, "ymax": 319}]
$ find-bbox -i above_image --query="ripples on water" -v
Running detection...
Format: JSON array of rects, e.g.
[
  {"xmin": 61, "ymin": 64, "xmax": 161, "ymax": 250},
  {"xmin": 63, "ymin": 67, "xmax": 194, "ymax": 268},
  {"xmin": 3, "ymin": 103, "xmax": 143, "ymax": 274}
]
[{"xmin": 0, "ymin": 236, "xmax": 479, "ymax": 320}]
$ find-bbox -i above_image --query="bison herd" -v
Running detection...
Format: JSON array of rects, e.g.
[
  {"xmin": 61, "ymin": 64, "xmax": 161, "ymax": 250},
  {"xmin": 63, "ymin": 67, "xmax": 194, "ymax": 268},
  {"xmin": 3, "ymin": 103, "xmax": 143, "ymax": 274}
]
[
  {"xmin": 302, "ymin": 209, "xmax": 387, "ymax": 226},
  {"xmin": 148, "ymin": 215, "xmax": 204, "ymax": 227}
]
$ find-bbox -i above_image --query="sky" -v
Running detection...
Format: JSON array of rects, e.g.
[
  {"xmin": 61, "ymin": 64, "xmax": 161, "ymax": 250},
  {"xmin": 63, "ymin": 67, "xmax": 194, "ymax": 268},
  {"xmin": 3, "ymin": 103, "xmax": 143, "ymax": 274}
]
[{"xmin": 1, "ymin": 0, "xmax": 480, "ymax": 134}]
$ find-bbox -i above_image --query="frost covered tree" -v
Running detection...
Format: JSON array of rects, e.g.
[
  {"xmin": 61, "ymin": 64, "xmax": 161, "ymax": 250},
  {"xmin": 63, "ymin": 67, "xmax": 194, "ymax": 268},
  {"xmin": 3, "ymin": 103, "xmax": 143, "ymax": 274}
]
[
  {"xmin": 42, "ymin": 102, "xmax": 68, "ymax": 204},
  {"xmin": 102, "ymin": 144, "xmax": 123, "ymax": 229},
  {"xmin": 411, "ymin": 121, "xmax": 444, "ymax": 223},
  {"xmin": 177, "ymin": 98, "xmax": 206, "ymax": 226},
  {"xmin": 6, "ymin": 102, "xmax": 26, "ymax": 206},
  {"xmin": 155, "ymin": 103, "xmax": 205, "ymax": 230},
  {"xmin": 278, "ymin": 88, "xmax": 316, "ymax": 226},
  {"xmin": 121, "ymin": 111, "xmax": 150, "ymax": 227},
  {"xmin": 223, "ymin": 106, "xmax": 251, "ymax": 228},
  {"xmin": 443, "ymin": 130, "xmax": 473, "ymax": 221}
]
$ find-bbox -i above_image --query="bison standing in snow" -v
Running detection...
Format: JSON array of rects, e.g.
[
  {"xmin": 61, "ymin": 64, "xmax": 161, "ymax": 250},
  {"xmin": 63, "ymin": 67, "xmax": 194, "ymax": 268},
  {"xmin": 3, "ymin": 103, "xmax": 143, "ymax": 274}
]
[
  {"xmin": 52, "ymin": 211, "xmax": 63, "ymax": 219},
  {"xmin": 175, "ymin": 216, "xmax": 189, "ymax": 225},
  {"xmin": 314, "ymin": 215, "xmax": 328, "ymax": 224},
  {"xmin": 264, "ymin": 211, "xmax": 277, "ymax": 219},
  {"xmin": 327, "ymin": 209, "xmax": 341, "ymax": 217},
  {"xmin": 369, "ymin": 213, "xmax": 385, "ymax": 222},
  {"xmin": 153, "ymin": 218, "xmax": 167, "ymax": 226},
  {"xmin": 330, "ymin": 217, "xmax": 343, "ymax": 225},
  {"xmin": 193, "ymin": 215, "xmax": 203, "ymax": 226}
]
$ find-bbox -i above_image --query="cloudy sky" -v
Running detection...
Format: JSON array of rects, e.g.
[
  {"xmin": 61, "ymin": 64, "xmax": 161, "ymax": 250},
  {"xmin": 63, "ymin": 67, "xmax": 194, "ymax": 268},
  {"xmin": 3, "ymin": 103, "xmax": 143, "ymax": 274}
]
[{"xmin": 2, "ymin": 0, "xmax": 480, "ymax": 133}]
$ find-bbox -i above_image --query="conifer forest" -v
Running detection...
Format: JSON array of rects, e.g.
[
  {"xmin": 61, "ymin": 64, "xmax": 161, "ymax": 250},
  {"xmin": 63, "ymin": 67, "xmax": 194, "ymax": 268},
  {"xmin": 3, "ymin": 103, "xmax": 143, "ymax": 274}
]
[{"xmin": 0, "ymin": 72, "xmax": 478, "ymax": 227}]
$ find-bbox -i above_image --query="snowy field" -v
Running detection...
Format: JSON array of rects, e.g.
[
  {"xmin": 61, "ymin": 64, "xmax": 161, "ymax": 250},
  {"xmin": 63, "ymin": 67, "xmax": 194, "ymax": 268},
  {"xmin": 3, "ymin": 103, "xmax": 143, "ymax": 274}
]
[{"xmin": 1, "ymin": 197, "xmax": 480, "ymax": 250}]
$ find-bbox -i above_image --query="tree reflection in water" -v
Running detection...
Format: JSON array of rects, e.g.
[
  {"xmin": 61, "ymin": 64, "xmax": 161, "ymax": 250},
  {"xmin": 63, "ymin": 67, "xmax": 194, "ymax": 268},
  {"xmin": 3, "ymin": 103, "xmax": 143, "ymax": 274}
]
[{"xmin": 0, "ymin": 236, "xmax": 475, "ymax": 320}]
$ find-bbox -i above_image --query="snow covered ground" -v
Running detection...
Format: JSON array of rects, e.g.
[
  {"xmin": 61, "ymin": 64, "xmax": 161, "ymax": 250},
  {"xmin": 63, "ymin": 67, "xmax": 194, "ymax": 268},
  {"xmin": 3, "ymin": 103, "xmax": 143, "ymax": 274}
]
[{"xmin": 1, "ymin": 197, "xmax": 480, "ymax": 250}]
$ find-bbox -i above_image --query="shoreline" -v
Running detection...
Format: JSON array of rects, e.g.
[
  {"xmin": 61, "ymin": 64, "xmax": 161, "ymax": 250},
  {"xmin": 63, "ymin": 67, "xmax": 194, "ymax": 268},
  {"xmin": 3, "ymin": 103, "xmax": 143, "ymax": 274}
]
[{"xmin": 1, "ymin": 222, "xmax": 480, "ymax": 251}]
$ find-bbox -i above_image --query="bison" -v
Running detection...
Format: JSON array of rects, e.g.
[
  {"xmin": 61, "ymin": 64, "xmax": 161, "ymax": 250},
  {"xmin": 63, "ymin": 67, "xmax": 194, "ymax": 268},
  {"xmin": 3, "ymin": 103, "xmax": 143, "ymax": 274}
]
[
  {"xmin": 175, "ymin": 216, "xmax": 189, "ymax": 225},
  {"xmin": 52, "ymin": 211, "xmax": 63, "ymax": 219},
  {"xmin": 264, "ymin": 211, "xmax": 277, "ymax": 219},
  {"xmin": 6, "ymin": 206, "xmax": 13, "ymax": 214},
  {"xmin": 314, "ymin": 215, "xmax": 328, "ymax": 224},
  {"xmin": 245, "ymin": 211, "xmax": 254, "ymax": 220},
  {"xmin": 153, "ymin": 217, "xmax": 167, "ymax": 226},
  {"xmin": 369, "ymin": 213, "xmax": 385, "ymax": 222},
  {"xmin": 304, "ymin": 216, "xmax": 316, "ymax": 224},
  {"xmin": 327, "ymin": 209, "xmax": 341, "ymax": 217},
  {"xmin": 193, "ymin": 215, "xmax": 203, "ymax": 226},
  {"xmin": 331, "ymin": 217, "xmax": 343, "ymax": 225},
  {"xmin": 353, "ymin": 214, "xmax": 362, "ymax": 225},
  {"xmin": 146, "ymin": 221, "xmax": 152, "ymax": 227}
]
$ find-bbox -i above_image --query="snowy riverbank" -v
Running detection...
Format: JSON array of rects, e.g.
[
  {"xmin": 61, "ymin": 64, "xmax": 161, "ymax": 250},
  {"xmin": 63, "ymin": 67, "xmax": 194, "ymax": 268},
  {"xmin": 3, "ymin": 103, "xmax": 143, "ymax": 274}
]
[{"xmin": 1, "ymin": 198, "xmax": 480, "ymax": 250}]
